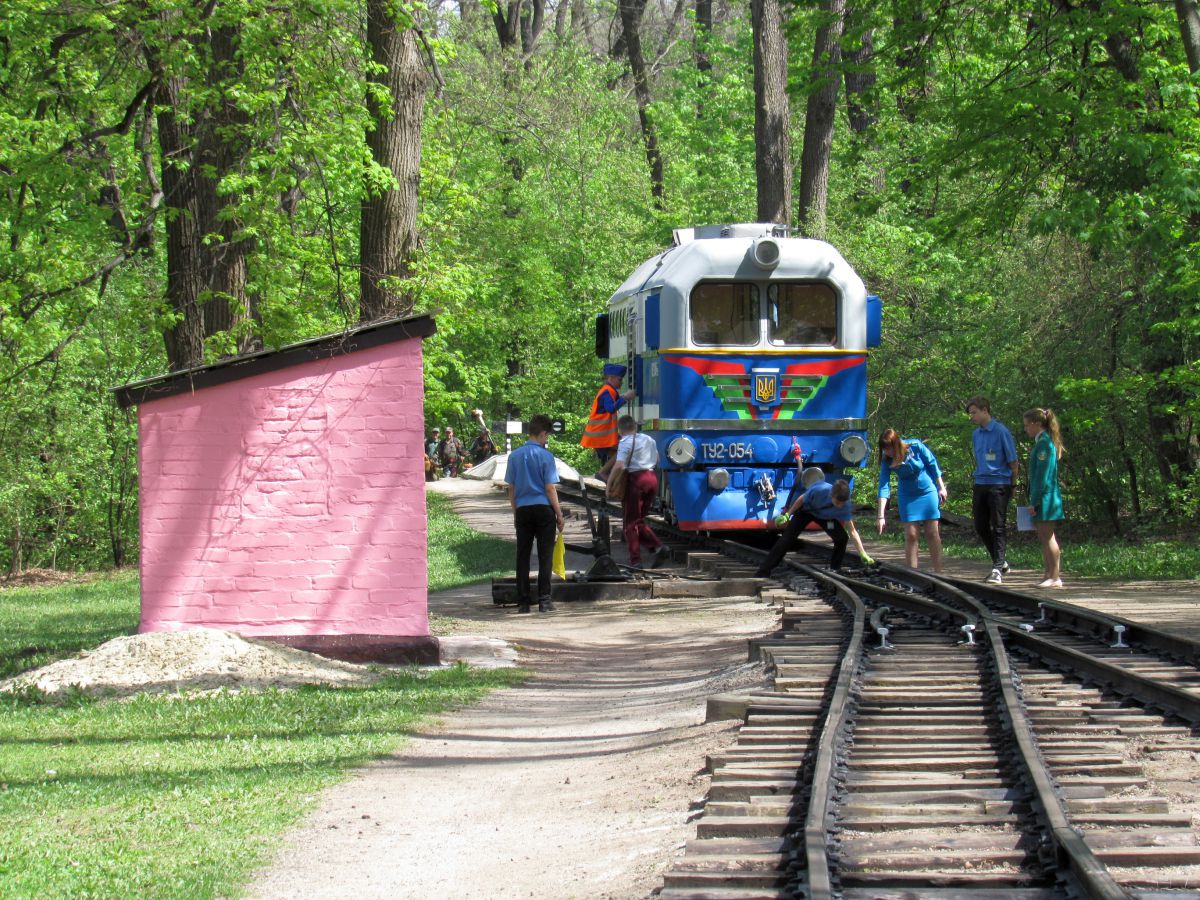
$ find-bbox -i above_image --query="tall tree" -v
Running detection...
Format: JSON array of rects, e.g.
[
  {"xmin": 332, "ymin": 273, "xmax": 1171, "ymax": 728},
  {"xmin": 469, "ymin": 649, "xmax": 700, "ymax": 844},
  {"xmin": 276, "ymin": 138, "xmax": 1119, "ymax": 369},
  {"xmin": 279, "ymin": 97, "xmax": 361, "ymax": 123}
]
[
  {"xmin": 1178, "ymin": 0, "xmax": 1200, "ymax": 79},
  {"xmin": 146, "ymin": 6, "xmax": 262, "ymax": 370},
  {"xmin": 797, "ymin": 0, "xmax": 847, "ymax": 235},
  {"xmin": 360, "ymin": 0, "xmax": 428, "ymax": 322},
  {"xmin": 619, "ymin": 0, "xmax": 666, "ymax": 205},
  {"xmin": 751, "ymin": 0, "xmax": 790, "ymax": 223}
]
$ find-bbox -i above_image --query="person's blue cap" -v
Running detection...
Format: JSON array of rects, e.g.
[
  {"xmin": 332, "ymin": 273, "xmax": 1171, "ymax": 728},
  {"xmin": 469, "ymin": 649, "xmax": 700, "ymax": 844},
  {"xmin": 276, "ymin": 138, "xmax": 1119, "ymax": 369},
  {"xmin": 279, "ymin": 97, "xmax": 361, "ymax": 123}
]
[{"xmin": 603, "ymin": 363, "xmax": 627, "ymax": 377}]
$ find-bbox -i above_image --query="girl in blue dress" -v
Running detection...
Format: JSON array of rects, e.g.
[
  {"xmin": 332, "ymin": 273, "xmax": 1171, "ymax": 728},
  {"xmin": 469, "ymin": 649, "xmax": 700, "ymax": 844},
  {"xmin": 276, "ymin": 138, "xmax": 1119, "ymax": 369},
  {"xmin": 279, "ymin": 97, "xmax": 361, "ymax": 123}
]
[
  {"xmin": 1023, "ymin": 408, "xmax": 1065, "ymax": 588},
  {"xmin": 875, "ymin": 429, "xmax": 948, "ymax": 572}
]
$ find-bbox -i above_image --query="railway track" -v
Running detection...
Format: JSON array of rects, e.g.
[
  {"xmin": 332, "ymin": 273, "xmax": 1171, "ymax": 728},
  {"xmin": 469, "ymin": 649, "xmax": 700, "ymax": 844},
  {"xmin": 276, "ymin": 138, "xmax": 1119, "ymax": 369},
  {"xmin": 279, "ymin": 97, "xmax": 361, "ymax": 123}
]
[
  {"xmin": 549, "ymin": 485, "xmax": 1200, "ymax": 897},
  {"xmin": 659, "ymin": 551, "xmax": 1200, "ymax": 898}
]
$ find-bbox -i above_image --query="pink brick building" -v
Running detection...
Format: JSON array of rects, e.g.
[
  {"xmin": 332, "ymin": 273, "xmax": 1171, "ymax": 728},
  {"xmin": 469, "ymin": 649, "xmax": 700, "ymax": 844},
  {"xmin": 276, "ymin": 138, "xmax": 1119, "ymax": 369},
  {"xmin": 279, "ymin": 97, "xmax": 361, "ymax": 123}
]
[{"xmin": 114, "ymin": 315, "xmax": 438, "ymax": 663}]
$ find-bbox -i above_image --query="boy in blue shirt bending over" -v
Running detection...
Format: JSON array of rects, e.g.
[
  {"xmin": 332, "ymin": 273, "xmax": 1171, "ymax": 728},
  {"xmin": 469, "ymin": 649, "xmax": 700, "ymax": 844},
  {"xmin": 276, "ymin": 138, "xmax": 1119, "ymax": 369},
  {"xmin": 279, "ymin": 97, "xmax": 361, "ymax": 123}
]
[
  {"xmin": 966, "ymin": 395, "xmax": 1019, "ymax": 584},
  {"xmin": 754, "ymin": 479, "xmax": 873, "ymax": 577}
]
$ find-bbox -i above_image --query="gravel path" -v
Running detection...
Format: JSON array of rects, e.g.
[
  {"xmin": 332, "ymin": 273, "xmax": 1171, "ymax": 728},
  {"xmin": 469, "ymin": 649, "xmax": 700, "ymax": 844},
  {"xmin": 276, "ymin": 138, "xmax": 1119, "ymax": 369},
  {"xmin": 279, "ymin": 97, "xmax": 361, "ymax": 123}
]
[{"xmin": 245, "ymin": 480, "xmax": 777, "ymax": 899}]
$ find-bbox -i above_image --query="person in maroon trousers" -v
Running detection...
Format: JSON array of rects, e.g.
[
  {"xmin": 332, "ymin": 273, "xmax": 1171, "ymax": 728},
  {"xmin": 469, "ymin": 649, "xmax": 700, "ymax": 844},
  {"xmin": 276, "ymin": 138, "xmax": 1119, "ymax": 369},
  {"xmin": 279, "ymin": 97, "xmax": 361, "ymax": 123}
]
[{"xmin": 598, "ymin": 415, "xmax": 668, "ymax": 569}]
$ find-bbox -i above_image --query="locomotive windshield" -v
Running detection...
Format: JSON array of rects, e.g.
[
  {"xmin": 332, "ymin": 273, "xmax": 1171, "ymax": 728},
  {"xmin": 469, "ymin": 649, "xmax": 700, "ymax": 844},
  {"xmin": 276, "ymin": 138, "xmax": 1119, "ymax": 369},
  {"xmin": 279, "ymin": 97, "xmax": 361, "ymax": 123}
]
[
  {"xmin": 768, "ymin": 282, "xmax": 837, "ymax": 346},
  {"xmin": 690, "ymin": 282, "xmax": 759, "ymax": 345}
]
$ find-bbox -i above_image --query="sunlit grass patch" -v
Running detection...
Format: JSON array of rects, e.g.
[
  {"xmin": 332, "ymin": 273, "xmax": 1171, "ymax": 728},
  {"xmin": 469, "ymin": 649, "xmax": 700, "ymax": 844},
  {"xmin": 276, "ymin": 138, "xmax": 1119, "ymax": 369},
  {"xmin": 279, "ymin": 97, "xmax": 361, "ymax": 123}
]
[
  {"xmin": 426, "ymin": 490, "xmax": 514, "ymax": 591},
  {"xmin": 0, "ymin": 571, "xmax": 139, "ymax": 680}
]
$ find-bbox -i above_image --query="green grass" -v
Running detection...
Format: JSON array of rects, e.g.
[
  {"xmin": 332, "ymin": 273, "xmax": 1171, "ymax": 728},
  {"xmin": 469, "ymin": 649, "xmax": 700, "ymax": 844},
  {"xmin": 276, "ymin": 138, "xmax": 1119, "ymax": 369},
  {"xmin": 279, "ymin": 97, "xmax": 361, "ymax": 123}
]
[
  {"xmin": 426, "ymin": 490, "xmax": 515, "ymax": 591},
  {"xmin": 0, "ymin": 496, "xmax": 526, "ymax": 898},
  {"xmin": 0, "ymin": 666, "xmax": 522, "ymax": 898},
  {"xmin": 0, "ymin": 571, "xmax": 141, "ymax": 679},
  {"xmin": 872, "ymin": 527, "xmax": 1200, "ymax": 580}
]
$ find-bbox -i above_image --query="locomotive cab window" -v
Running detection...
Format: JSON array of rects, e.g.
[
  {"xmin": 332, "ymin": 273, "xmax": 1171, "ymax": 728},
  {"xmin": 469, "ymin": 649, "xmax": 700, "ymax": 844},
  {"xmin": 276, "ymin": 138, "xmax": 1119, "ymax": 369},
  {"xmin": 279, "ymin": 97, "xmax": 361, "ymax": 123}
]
[
  {"xmin": 768, "ymin": 283, "xmax": 837, "ymax": 346},
  {"xmin": 690, "ymin": 282, "xmax": 759, "ymax": 346}
]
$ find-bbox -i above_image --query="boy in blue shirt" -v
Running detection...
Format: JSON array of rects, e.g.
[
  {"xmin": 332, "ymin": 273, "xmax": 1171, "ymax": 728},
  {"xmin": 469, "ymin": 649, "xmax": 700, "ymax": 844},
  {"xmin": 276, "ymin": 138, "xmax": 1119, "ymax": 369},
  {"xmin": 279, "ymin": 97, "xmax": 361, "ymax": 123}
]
[
  {"xmin": 754, "ymin": 479, "xmax": 873, "ymax": 576},
  {"xmin": 966, "ymin": 395, "xmax": 1019, "ymax": 584},
  {"xmin": 504, "ymin": 414, "xmax": 565, "ymax": 613}
]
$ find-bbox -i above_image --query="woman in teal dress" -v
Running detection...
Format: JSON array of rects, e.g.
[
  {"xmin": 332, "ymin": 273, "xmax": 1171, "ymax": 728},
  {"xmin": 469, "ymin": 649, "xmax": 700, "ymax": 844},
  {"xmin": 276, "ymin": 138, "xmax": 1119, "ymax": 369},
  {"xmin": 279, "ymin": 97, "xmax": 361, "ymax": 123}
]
[{"xmin": 1023, "ymin": 408, "xmax": 1065, "ymax": 588}]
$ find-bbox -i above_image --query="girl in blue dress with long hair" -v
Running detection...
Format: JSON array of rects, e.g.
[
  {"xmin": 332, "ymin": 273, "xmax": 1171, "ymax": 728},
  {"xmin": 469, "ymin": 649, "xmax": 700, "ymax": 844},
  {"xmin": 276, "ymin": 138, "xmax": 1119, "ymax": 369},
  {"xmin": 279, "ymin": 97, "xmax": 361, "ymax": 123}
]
[
  {"xmin": 875, "ymin": 428, "xmax": 948, "ymax": 572},
  {"xmin": 1023, "ymin": 408, "xmax": 1065, "ymax": 588}
]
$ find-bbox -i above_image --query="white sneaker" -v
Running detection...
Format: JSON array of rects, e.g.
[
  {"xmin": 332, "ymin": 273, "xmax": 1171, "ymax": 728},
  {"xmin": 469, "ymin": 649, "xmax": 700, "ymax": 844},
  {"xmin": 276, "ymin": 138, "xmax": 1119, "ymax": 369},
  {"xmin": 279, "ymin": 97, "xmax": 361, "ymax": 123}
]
[
  {"xmin": 985, "ymin": 568, "xmax": 1002, "ymax": 584},
  {"xmin": 999, "ymin": 561, "xmax": 1011, "ymax": 574}
]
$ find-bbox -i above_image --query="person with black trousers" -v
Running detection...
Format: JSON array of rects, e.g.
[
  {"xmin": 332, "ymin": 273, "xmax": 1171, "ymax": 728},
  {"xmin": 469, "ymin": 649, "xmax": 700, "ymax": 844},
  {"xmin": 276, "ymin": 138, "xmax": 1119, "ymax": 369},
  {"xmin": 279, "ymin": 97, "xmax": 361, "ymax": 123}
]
[
  {"xmin": 503, "ymin": 415, "xmax": 564, "ymax": 612},
  {"xmin": 754, "ymin": 479, "xmax": 873, "ymax": 576}
]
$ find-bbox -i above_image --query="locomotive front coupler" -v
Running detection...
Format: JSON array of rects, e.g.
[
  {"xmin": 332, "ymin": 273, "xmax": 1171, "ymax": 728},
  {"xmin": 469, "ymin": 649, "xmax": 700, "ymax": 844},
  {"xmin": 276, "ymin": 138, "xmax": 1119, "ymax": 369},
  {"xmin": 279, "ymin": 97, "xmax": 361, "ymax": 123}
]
[{"xmin": 755, "ymin": 473, "xmax": 776, "ymax": 503}]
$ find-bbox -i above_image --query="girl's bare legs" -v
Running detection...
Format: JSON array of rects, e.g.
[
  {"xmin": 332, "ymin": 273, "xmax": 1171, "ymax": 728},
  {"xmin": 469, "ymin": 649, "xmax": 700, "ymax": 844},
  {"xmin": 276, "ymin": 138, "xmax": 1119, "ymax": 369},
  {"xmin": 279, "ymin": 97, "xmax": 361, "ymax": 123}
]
[
  {"xmin": 924, "ymin": 520, "xmax": 943, "ymax": 573},
  {"xmin": 1036, "ymin": 520, "xmax": 1061, "ymax": 583},
  {"xmin": 903, "ymin": 522, "xmax": 921, "ymax": 568}
]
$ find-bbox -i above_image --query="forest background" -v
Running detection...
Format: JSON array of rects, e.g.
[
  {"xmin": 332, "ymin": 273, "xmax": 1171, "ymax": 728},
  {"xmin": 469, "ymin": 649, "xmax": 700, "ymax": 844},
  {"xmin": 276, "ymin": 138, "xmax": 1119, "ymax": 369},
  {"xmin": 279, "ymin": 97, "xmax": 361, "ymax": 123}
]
[{"xmin": 1, "ymin": 0, "xmax": 1198, "ymax": 574}]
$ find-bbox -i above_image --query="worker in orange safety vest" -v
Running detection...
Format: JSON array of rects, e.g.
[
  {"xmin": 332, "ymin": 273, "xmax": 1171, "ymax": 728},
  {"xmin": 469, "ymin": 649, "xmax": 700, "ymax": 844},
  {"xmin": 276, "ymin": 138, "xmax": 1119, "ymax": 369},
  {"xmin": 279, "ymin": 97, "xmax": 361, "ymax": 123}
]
[{"xmin": 581, "ymin": 363, "xmax": 635, "ymax": 465}]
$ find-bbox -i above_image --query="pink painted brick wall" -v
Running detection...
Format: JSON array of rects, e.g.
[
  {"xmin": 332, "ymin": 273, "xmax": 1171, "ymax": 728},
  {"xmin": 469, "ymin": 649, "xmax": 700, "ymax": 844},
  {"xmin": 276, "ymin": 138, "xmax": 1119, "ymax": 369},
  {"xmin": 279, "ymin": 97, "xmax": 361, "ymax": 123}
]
[{"xmin": 138, "ymin": 340, "xmax": 428, "ymax": 637}]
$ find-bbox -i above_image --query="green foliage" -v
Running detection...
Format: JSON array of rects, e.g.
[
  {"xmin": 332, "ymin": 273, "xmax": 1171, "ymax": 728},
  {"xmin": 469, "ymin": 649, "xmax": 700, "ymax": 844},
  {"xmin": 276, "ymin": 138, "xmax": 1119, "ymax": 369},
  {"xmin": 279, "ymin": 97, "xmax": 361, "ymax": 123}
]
[
  {"xmin": 2, "ymin": 0, "xmax": 1198, "ymax": 570},
  {"xmin": 414, "ymin": 44, "xmax": 663, "ymax": 439},
  {"xmin": 875, "ymin": 527, "xmax": 1200, "ymax": 581},
  {"xmin": 826, "ymin": 0, "xmax": 1200, "ymax": 530}
]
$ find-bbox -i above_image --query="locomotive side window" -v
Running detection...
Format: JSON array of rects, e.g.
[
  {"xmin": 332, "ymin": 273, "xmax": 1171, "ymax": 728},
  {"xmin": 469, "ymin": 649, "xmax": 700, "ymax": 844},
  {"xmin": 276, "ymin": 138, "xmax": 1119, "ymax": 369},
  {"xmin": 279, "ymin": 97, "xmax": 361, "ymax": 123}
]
[
  {"xmin": 768, "ymin": 283, "xmax": 837, "ymax": 346},
  {"xmin": 690, "ymin": 282, "xmax": 759, "ymax": 346}
]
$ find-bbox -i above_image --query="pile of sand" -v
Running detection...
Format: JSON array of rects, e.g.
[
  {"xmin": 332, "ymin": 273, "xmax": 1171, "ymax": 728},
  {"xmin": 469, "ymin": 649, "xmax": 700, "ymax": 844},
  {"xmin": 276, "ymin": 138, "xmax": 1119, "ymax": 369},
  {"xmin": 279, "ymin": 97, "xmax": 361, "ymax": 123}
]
[{"xmin": 1, "ymin": 628, "xmax": 381, "ymax": 699}]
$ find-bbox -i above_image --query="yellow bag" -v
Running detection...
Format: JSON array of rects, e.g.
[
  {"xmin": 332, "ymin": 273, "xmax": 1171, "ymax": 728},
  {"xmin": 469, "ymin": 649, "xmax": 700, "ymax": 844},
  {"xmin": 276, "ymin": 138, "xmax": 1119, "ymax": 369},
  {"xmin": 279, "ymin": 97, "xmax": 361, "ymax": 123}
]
[{"xmin": 552, "ymin": 532, "xmax": 567, "ymax": 580}]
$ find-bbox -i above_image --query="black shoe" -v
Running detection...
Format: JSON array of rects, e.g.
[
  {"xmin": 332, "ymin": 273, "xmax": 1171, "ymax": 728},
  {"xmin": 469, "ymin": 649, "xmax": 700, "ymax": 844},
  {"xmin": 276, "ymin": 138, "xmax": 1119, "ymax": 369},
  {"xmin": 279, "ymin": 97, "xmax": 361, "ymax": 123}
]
[
  {"xmin": 754, "ymin": 568, "xmax": 770, "ymax": 578},
  {"xmin": 650, "ymin": 546, "xmax": 669, "ymax": 568},
  {"xmin": 538, "ymin": 598, "xmax": 556, "ymax": 612},
  {"xmin": 517, "ymin": 602, "xmax": 531, "ymax": 613}
]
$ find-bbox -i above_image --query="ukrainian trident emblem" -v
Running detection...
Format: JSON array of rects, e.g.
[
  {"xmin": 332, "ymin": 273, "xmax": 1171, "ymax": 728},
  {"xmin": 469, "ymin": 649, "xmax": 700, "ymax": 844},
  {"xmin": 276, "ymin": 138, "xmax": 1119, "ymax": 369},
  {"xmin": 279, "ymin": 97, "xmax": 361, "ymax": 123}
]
[{"xmin": 753, "ymin": 372, "xmax": 779, "ymax": 406}]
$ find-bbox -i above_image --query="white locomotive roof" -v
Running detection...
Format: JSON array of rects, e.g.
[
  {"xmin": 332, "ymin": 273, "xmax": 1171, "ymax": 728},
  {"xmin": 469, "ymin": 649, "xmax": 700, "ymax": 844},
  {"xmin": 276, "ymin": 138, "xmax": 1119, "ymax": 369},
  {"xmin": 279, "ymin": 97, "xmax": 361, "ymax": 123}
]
[{"xmin": 610, "ymin": 223, "xmax": 865, "ymax": 306}]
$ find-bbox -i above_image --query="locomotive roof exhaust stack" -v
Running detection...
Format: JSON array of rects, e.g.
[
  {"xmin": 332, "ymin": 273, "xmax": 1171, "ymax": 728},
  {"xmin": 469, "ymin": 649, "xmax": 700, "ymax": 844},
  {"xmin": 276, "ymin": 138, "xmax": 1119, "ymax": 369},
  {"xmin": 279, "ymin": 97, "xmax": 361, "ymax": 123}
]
[{"xmin": 751, "ymin": 237, "xmax": 782, "ymax": 269}]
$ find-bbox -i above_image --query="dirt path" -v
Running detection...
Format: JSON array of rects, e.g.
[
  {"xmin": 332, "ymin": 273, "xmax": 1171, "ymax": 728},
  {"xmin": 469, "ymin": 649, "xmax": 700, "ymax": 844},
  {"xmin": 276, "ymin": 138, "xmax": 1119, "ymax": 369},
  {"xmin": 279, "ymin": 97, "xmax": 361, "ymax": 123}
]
[{"xmin": 246, "ymin": 480, "xmax": 777, "ymax": 900}]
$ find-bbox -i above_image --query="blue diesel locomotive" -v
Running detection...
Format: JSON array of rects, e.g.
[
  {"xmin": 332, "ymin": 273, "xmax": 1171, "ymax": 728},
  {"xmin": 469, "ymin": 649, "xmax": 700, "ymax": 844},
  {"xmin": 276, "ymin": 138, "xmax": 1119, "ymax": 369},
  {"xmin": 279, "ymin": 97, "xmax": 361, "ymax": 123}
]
[{"xmin": 595, "ymin": 223, "xmax": 882, "ymax": 532}]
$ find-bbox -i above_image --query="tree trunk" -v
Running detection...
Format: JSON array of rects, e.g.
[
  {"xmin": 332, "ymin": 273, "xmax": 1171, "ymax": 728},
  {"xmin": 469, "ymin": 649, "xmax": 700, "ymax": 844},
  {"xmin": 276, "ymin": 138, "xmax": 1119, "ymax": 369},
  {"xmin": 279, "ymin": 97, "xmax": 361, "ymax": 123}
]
[
  {"xmin": 797, "ymin": 0, "xmax": 846, "ymax": 237},
  {"xmin": 154, "ymin": 66, "xmax": 207, "ymax": 371},
  {"xmin": 843, "ymin": 6, "xmax": 875, "ymax": 135},
  {"xmin": 198, "ymin": 24, "xmax": 259, "ymax": 355},
  {"xmin": 1176, "ymin": 0, "xmax": 1200, "ymax": 75},
  {"xmin": 150, "ymin": 19, "xmax": 257, "ymax": 371},
  {"xmin": 751, "ymin": 0, "xmax": 791, "ymax": 224},
  {"xmin": 494, "ymin": 1, "xmax": 521, "ymax": 49},
  {"xmin": 694, "ymin": 0, "xmax": 712, "ymax": 76},
  {"xmin": 521, "ymin": 0, "xmax": 547, "ymax": 54},
  {"xmin": 360, "ymin": 0, "xmax": 428, "ymax": 323},
  {"xmin": 619, "ymin": 0, "xmax": 665, "ymax": 205},
  {"xmin": 555, "ymin": 0, "xmax": 569, "ymax": 40},
  {"xmin": 572, "ymin": 0, "xmax": 597, "ymax": 49}
]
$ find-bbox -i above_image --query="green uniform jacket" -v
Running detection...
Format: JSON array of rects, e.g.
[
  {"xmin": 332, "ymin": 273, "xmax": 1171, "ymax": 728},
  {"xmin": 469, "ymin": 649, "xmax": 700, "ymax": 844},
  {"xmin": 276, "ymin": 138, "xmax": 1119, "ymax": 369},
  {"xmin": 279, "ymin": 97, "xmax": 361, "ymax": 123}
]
[{"xmin": 1027, "ymin": 431, "xmax": 1063, "ymax": 522}]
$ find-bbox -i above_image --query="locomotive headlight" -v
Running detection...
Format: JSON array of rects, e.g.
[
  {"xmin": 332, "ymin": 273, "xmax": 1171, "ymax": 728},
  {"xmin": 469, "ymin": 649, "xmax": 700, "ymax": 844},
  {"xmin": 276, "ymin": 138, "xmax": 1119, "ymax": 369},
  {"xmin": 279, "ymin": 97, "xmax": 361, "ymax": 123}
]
[
  {"xmin": 801, "ymin": 467, "xmax": 826, "ymax": 488},
  {"xmin": 839, "ymin": 435, "xmax": 869, "ymax": 465},
  {"xmin": 751, "ymin": 237, "xmax": 781, "ymax": 269},
  {"xmin": 666, "ymin": 436, "xmax": 697, "ymax": 466},
  {"xmin": 707, "ymin": 468, "xmax": 730, "ymax": 491}
]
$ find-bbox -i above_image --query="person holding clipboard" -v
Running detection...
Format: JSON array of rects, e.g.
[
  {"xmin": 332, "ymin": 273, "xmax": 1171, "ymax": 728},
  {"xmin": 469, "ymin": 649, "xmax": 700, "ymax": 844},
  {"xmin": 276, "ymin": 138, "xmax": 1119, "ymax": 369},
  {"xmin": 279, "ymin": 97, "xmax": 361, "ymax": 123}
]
[{"xmin": 1023, "ymin": 407, "xmax": 1066, "ymax": 588}]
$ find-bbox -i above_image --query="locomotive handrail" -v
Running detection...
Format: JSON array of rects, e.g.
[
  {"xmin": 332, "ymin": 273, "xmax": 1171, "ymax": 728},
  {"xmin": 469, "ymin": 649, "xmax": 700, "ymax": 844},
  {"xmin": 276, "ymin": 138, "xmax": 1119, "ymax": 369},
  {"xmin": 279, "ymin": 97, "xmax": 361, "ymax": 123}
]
[{"xmin": 645, "ymin": 417, "xmax": 867, "ymax": 432}]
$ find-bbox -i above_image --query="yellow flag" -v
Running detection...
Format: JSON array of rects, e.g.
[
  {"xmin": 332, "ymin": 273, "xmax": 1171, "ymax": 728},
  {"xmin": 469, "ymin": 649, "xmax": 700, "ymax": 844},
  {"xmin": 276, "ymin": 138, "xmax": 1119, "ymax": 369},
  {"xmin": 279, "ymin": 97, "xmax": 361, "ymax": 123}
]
[{"xmin": 552, "ymin": 532, "xmax": 567, "ymax": 580}]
